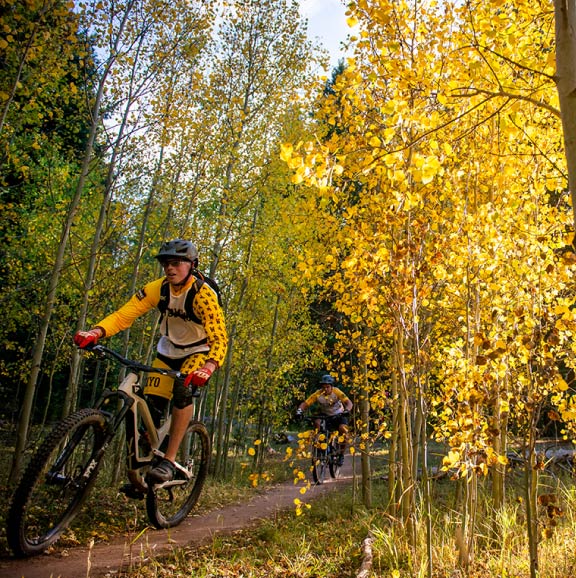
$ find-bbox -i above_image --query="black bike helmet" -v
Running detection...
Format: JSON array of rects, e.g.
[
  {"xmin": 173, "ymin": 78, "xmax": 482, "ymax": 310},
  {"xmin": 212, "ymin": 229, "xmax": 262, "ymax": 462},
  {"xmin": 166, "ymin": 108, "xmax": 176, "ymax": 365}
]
[
  {"xmin": 320, "ymin": 374, "xmax": 335, "ymax": 385},
  {"xmin": 155, "ymin": 239, "xmax": 198, "ymax": 264}
]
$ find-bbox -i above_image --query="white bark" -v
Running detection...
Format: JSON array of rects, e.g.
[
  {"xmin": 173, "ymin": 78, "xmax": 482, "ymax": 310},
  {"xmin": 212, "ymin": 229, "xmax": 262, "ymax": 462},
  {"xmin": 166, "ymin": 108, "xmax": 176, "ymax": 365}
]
[{"xmin": 554, "ymin": 0, "xmax": 576, "ymax": 229}]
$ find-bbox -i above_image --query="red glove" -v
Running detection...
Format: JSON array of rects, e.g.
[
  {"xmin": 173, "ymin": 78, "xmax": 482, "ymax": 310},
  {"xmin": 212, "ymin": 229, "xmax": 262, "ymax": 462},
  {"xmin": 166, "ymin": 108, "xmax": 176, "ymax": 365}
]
[
  {"xmin": 74, "ymin": 329, "xmax": 103, "ymax": 349},
  {"xmin": 184, "ymin": 362, "xmax": 216, "ymax": 388}
]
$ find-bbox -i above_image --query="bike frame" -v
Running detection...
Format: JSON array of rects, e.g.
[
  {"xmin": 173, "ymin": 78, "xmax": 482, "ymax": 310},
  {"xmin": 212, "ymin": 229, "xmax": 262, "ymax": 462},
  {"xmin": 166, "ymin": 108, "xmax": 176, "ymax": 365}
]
[
  {"xmin": 310, "ymin": 415, "xmax": 341, "ymax": 450},
  {"xmin": 95, "ymin": 374, "xmax": 170, "ymax": 491},
  {"xmin": 90, "ymin": 345, "xmax": 194, "ymax": 492}
]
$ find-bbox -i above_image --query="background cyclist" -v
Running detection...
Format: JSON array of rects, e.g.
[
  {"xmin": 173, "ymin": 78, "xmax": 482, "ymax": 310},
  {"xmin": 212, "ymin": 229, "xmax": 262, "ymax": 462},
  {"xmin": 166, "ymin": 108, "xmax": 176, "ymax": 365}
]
[{"xmin": 296, "ymin": 374, "xmax": 353, "ymax": 465}]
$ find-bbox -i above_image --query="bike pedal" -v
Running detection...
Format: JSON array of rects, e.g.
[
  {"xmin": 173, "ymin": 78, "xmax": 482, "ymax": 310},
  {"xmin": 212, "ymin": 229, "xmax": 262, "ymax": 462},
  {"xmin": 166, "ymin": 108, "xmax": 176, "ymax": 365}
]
[{"xmin": 119, "ymin": 483, "xmax": 146, "ymax": 500}]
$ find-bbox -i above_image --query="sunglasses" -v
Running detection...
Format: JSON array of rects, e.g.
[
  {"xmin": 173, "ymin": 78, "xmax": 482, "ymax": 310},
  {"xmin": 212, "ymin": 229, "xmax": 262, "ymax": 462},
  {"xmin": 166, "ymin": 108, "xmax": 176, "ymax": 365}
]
[{"xmin": 160, "ymin": 258, "xmax": 189, "ymax": 267}]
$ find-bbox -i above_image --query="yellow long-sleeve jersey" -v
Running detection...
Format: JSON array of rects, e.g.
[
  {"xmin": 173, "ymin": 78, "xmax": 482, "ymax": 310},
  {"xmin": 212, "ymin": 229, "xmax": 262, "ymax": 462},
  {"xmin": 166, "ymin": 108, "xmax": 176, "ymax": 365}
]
[
  {"xmin": 96, "ymin": 276, "xmax": 228, "ymax": 365},
  {"xmin": 303, "ymin": 387, "xmax": 351, "ymax": 416}
]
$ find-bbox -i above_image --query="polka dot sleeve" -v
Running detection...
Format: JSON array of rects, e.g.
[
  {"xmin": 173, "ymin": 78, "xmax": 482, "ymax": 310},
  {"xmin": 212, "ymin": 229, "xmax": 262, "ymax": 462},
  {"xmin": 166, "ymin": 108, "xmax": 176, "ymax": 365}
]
[{"xmin": 192, "ymin": 283, "xmax": 228, "ymax": 366}]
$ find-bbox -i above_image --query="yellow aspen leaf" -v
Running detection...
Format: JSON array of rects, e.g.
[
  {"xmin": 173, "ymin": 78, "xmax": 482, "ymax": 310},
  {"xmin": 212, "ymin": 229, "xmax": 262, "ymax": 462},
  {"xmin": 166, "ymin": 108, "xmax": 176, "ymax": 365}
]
[
  {"xmin": 554, "ymin": 376, "xmax": 568, "ymax": 392},
  {"xmin": 248, "ymin": 473, "xmax": 259, "ymax": 487},
  {"xmin": 384, "ymin": 127, "xmax": 396, "ymax": 141},
  {"xmin": 384, "ymin": 154, "xmax": 396, "ymax": 167},
  {"xmin": 421, "ymin": 155, "xmax": 442, "ymax": 184},
  {"xmin": 381, "ymin": 101, "xmax": 395, "ymax": 114},
  {"xmin": 280, "ymin": 143, "xmax": 293, "ymax": 162},
  {"xmin": 292, "ymin": 171, "xmax": 304, "ymax": 185},
  {"xmin": 443, "ymin": 450, "xmax": 460, "ymax": 468}
]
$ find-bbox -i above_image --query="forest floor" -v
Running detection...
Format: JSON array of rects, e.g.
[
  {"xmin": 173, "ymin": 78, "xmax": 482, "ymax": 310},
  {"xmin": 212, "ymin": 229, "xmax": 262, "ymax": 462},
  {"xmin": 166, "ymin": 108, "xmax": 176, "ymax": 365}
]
[{"xmin": 0, "ymin": 462, "xmax": 354, "ymax": 578}]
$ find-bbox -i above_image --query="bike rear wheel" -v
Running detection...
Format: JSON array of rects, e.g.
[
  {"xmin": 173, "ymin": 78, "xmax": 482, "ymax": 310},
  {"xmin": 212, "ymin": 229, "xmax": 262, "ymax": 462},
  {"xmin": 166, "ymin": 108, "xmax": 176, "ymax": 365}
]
[
  {"xmin": 7, "ymin": 409, "xmax": 108, "ymax": 557},
  {"xmin": 146, "ymin": 421, "xmax": 210, "ymax": 528}
]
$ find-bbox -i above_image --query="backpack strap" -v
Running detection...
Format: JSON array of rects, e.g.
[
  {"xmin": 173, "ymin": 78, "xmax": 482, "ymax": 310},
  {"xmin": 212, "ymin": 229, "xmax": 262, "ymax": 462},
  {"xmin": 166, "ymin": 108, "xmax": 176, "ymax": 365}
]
[
  {"xmin": 158, "ymin": 279, "xmax": 170, "ymax": 315},
  {"xmin": 157, "ymin": 275, "xmax": 203, "ymax": 324},
  {"xmin": 185, "ymin": 273, "xmax": 204, "ymax": 324}
]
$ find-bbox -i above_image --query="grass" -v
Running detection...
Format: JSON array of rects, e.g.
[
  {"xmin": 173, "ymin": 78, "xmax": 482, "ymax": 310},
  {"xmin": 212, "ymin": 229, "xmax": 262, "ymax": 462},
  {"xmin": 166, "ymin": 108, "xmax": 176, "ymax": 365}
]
[
  {"xmin": 2, "ymin": 430, "xmax": 576, "ymax": 577},
  {"xmin": 115, "ymin": 467, "xmax": 576, "ymax": 578},
  {"xmin": 117, "ymin": 487, "xmax": 367, "ymax": 578}
]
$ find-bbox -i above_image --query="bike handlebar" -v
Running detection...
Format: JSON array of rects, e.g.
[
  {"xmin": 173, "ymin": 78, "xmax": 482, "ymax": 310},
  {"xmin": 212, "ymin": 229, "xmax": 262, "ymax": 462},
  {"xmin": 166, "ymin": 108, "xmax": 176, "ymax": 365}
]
[
  {"xmin": 307, "ymin": 412, "xmax": 350, "ymax": 420},
  {"xmin": 86, "ymin": 344, "xmax": 185, "ymax": 380}
]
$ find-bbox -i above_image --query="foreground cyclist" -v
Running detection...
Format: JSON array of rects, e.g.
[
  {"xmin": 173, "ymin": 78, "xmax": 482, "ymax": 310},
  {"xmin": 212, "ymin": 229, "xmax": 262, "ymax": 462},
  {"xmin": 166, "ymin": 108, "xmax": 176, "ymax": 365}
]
[
  {"xmin": 296, "ymin": 374, "xmax": 353, "ymax": 465},
  {"xmin": 74, "ymin": 239, "xmax": 227, "ymax": 485}
]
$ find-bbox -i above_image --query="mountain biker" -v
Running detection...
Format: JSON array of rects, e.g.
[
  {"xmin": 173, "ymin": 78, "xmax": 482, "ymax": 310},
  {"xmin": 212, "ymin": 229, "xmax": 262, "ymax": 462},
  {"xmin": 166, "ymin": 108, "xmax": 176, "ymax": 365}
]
[
  {"xmin": 296, "ymin": 374, "xmax": 353, "ymax": 465},
  {"xmin": 74, "ymin": 239, "xmax": 228, "ymax": 485}
]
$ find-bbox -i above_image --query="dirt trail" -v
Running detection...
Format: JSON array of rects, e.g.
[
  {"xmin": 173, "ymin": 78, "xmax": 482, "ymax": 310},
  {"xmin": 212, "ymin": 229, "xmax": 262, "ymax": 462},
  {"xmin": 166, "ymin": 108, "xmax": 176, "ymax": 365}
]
[{"xmin": 0, "ymin": 466, "xmax": 353, "ymax": 578}]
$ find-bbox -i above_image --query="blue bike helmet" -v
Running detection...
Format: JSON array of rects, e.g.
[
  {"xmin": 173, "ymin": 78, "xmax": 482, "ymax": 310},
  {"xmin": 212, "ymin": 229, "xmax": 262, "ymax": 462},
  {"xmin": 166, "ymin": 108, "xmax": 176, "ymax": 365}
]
[{"xmin": 320, "ymin": 374, "xmax": 335, "ymax": 385}]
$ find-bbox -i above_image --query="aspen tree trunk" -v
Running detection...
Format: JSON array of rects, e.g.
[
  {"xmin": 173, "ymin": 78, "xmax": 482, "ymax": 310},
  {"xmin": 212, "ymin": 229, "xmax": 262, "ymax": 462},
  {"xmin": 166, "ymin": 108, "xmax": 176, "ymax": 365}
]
[
  {"xmin": 207, "ymin": 154, "xmax": 237, "ymax": 470},
  {"xmin": 388, "ymin": 360, "xmax": 399, "ymax": 515},
  {"xmin": 6, "ymin": 0, "xmax": 129, "ymax": 481},
  {"xmin": 255, "ymin": 294, "xmax": 281, "ymax": 471},
  {"xmin": 459, "ymin": 283, "xmax": 481, "ymax": 569},
  {"xmin": 410, "ymin": 260, "xmax": 433, "ymax": 574},
  {"xmin": 394, "ymin": 328, "xmax": 415, "ymax": 542},
  {"xmin": 214, "ymin": 332, "xmax": 237, "ymax": 476},
  {"xmin": 212, "ymin": 199, "xmax": 260, "ymax": 475},
  {"xmin": 525, "ymin": 399, "xmax": 542, "ymax": 578},
  {"xmin": 412, "ymin": 286, "xmax": 432, "ymax": 576},
  {"xmin": 358, "ymin": 345, "xmax": 372, "ymax": 508},
  {"xmin": 118, "ymin": 136, "xmax": 170, "ymax": 364},
  {"xmin": 491, "ymin": 387, "xmax": 508, "ymax": 531},
  {"xmin": 458, "ymin": 469, "xmax": 478, "ymax": 571},
  {"xmin": 553, "ymin": 0, "xmax": 576, "ymax": 230},
  {"xmin": 39, "ymin": 334, "xmax": 66, "ymax": 431},
  {"xmin": 222, "ymin": 350, "xmax": 243, "ymax": 477},
  {"xmin": 66, "ymin": 113, "xmax": 131, "ymax": 416},
  {"xmin": 66, "ymin": 22, "xmax": 164, "ymax": 416},
  {"xmin": 419, "ymin": 392, "xmax": 433, "ymax": 578}
]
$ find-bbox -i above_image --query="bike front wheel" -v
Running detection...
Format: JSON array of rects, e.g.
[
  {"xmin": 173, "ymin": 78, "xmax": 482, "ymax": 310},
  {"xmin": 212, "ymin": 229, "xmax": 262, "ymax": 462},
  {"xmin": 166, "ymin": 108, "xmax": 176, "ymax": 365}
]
[
  {"xmin": 7, "ymin": 408, "xmax": 108, "ymax": 557},
  {"xmin": 329, "ymin": 452, "xmax": 342, "ymax": 479},
  {"xmin": 312, "ymin": 447, "xmax": 329, "ymax": 484},
  {"xmin": 146, "ymin": 420, "xmax": 210, "ymax": 528}
]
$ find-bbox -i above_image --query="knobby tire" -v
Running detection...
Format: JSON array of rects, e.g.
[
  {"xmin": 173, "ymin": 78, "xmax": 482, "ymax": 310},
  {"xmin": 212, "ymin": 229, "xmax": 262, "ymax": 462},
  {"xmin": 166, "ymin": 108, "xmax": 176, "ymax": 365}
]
[
  {"xmin": 312, "ymin": 446, "xmax": 328, "ymax": 485},
  {"xmin": 7, "ymin": 408, "xmax": 108, "ymax": 557},
  {"xmin": 146, "ymin": 421, "xmax": 210, "ymax": 528},
  {"xmin": 329, "ymin": 456, "xmax": 342, "ymax": 479}
]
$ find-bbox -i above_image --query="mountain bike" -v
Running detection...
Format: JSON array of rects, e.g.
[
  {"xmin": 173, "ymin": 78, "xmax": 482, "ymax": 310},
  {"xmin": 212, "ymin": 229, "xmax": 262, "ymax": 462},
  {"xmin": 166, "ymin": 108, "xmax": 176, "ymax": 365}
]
[
  {"xmin": 308, "ymin": 414, "xmax": 347, "ymax": 484},
  {"xmin": 7, "ymin": 344, "xmax": 210, "ymax": 558}
]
